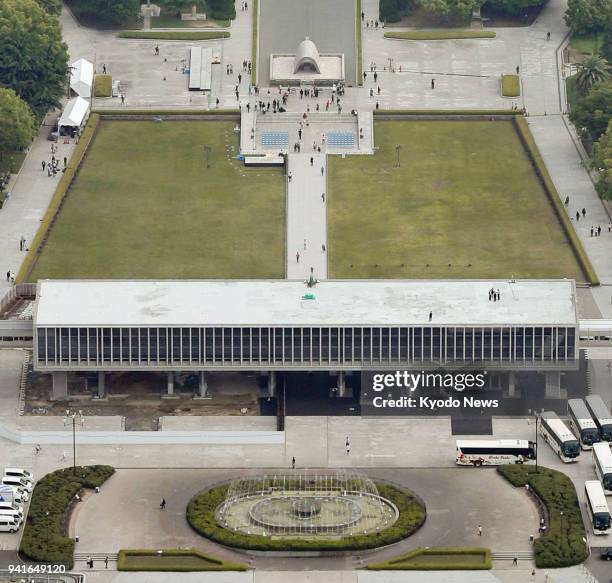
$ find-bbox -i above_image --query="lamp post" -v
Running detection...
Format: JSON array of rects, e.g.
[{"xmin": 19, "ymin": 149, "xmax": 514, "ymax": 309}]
[{"xmin": 64, "ymin": 410, "xmax": 83, "ymax": 475}]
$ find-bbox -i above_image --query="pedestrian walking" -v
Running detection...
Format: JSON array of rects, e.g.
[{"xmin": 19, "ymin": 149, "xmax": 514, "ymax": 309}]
[
  {"xmin": 346, "ymin": 442, "xmax": 351, "ymax": 454},
  {"xmin": 375, "ymin": 101, "xmax": 379, "ymax": 109},
  {"xmin": 298, "ymin": 128, "xmax": 302, "ymax": 140},
  {"xmin": 19, "ymin": 236, "xmax": 25, "ymax": 251},
  {"xmin": 296, "ymin": 251, "xmax": 300, "ymax": 263},
  {"xmin": 582, "ymin": 207, "xmax": 586, "ymax": 217},
  {"xmin": 238, "ymin": 73, "xmax": 242, "ymax": 83},
  {"xmin": 564, "ymin": 195, "xmax": 569, "ymax": 205},
  {"xmin": 291, "ymin": 456, "xmax": 296, "ymax": 469},
  {"xmin": 591, "ymin": 226, "xmax": 594, "ymax": 237},
  {"xmin": 63, "ymin": 156, "xmax": 67, "ymax": 168},
  {"xmin": 121, "ymin": 94, "xmax": 125, "ymax": 105},
  {"xmin": 6, "ymin": 271, "xmax": 10, "ymax": 282},
  {"xmin": 322, "ymin": 244, "xmax": 326, "ymax": 252},
  {"xmin": 160, "ymin": 498, "xmax": 166, "ymax": 510},
  {"xmin": 374, "ymin": 72, "xmax": 378, "ymax": 82},
  {"xmin": 102, "ymin": 63, "xmax": 107, "ymax": 74},
  {"xmin": 155, "ymin": 45, "xmax": 159, "ymax": 55},
  {"xmin": 88, "ymin": 557, "xmax": 93, "ymax": 569},
  {"xmin": 310, "ymin": 156, "xmax": 314, "ymax": 166},
  {"xmin": 575, "ymin": 211, "xmax": 580, "ymax": 221},
  {"xmin": 41, "ymin": 160, "xmax": 46, "ymax": 171},
  {"xmin": 431, "ymin": 78, "xmax": 435, "ymax": 89},
  {"xmin": 477, "ymin": 524, "xmax": 482, "ymax": 536},
  {"xmin": 546, "ymin": 31, "xmax": 550, "ymax": 40},
  {"xmin": 428, "ymin": 311, "xmax": 433, "ymax": 322},
  {"xmin": 104, "ymin": 555, "xmax": 109, "ymax": 568},
  {"xmin": 598, "ymin": 225, "xmax": 602, "ymax": 236},
  {"xmin": 512, "ymin": 554, "xmax": 518, "ymax": 566},
  {"xmin": 363, "ymin": 72, "xmax": 367, "ymax": 81},
  {"xmin": 321, "ymin": 166, "xmax": 324, "ymax": 176},
  {"xmin": 377, "ymin": 85, "xmax": 381, "ymax": 95},
  {"xmin": 288, "ymin": 172, "xmax": 292, "ymax": 182},
  {"xmin": 303, "ymin": 239, "xmax": 307, "ymax": 250},
  {"xmin": 9, "ymin": 272, "xmax": 15, "ymax": 284}
]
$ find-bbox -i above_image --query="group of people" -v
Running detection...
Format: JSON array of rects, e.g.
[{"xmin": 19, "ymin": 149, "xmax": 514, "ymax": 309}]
[
  {"xmin": 240, "ymin": 1, "xmax": 248, "ymax": 10},
  {"xmin": 488, "ymin": 288, "xmax": 502, "ymax": 302},
  {"xmin": 362, "ymin": 13, "xmax": 382, "ymax": 29},
  {"xmin": 5, "ymin": 270, "xmax": 15, "ymax": 284},
  {"xmin": 42, "ymin": 154, "xmax": 67, "ymax": 177}
]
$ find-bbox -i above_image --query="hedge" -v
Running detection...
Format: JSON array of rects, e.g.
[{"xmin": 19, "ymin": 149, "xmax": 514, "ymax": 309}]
[
  {"xmin": 501, "ymin": 74, "xmax": 521, "ymax": 97},
  {"xmin": 512, "ymin": 116, "xmax": 599, "ymax": 285},
  {"xmin": 384, "ymin": 31, "xmax": 496, "ymax": 40},
  {"xmin": 357, "ymin": 0, "xmax": 363, "ymax": 86},
  {"xmin": 187, "ymin": 482, "xmax": 426, "ymax": 551},
  {"xmin": 118, "ymin": 31, "xmax": 230, "ymax": 40},
  {"xmin": 251, "ymin": 0, "xmax": 258, "ymax": 86},
  {"xmin": 91, "ymin": 109, "xmax": 240, "ymax": 116},
  {"xmin": 368, "ymin": 547, "xmax": 492, "ymax": 570},
  {"xmin": 94, "ymin": 74, "xmax": 112, "ymax": 97},
  {"xmin": 17, "ymin": 113, "xmax": 100, "ymax": 283},
  {"xmin": 117, "ymin": 548, "xmax": 247, "ymax": 571},
  {"xmin": 19, "ymin": 466, "xmax": 115, "ymax": 568},
  {"xmin": 497, "ymin": 465, "xmax": 588, "ymax": 568}
]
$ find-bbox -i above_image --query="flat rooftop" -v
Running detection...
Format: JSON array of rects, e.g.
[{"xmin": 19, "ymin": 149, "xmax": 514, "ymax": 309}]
[{"xmin": 34, "ymin": 280, "xmax": 577, "ymax": 328}]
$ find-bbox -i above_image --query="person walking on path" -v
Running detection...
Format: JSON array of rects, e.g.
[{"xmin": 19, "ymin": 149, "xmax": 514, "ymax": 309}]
[
  {"xmin": 431, "ymin": 78, "xmax": 435, "ymax": 89},
  {"xmin": 516, "ymin": 65, "xmax": 520, "ymax": 74},
  {"xmin": 6, "ymin": 271, "xmax": 10, "ymax": 282},
  {"xmin": 546, "ymin": 31, "xmax": 550, "ymax": 41},
  {"xmin": 477, "ymin": 524, "xmax": 482, "ymax": 536},
  {"xmin": 321, "ymin": 166, "xmax": 324, "ymax": 176},
  {"xmin": 346, "ymin": 442, "xmax": 351, "ymax": 455},
  {"xmin": 296, "ymin": 251, "xmax": 300, "ymax": 263},
  {"xmin": 428, "ymin": 311, "xmax": 433, "ymax": 322},
  {"xmin": 19, "ymin": 236, "xmax": 25, "ymax": 251},
  {"xmin": 291, "ymin": 456, "xmax": 296, "ymax": 469},
  {"xmin": 41, "ymin": 160, "xmax": 46, "ymax": 171},
  {"xmin": 303, "ymin": 239, "xmax": 307, "ymax": 250},
  {"xmin": 322, "ymin": 244, "xmax": 326, "ymax": 252},
  {"xmin": 160, "ymin": 498, "xmax": 166, "ymax": 510},
  {"xmin": 512, "ymin": 554, "xmax": 518, "ymax": 566},
  {"xmin": 582, "ymin": 207, "xmax": 586, "ymax": 217},
  {"xmin": 104, "ymin": 556, "xmax": 109, "ymax": 568},
  {"xmin": 310, "ymin": 156, "xmax": 314, "ymax": 166},
  {"xmin": 321, "ymin": 193, "xmax": 325, "ymax": 202}
]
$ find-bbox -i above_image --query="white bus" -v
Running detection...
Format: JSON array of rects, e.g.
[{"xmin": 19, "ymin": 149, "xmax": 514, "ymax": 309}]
[
  {"xmin": 567, "ymin": 398, "xmax": 599, "ymax": 450},
  {"xmin": 585, "ymin": 480, "xmax": 612, "ymax": 535},
  {"xmin": 593, "ymin": 442, "xmax": 612, "ymax": 495},
  {"xmin": 455, "ymin": 439, "xmax": 536, "ymax": 467},
  {"xmin": 585, "ymin": 395, "xmax": 612, "ymax": 442},
  {"xmin": 540, "ymin": 411, "xmax": 581, "ymax": 462}
]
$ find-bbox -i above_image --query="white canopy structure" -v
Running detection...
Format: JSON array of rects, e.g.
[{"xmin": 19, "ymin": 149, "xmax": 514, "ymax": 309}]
[
  {"xmin": 294, "ymin": 38, "xmax": 321, "ymax": 74},
  {"xmin": 58, "ymin": 97, "xmax": 90, "ymax": 134},
  {"xmin": 70, "ymin": 58, "xmax": 94, "ymax": 98}
]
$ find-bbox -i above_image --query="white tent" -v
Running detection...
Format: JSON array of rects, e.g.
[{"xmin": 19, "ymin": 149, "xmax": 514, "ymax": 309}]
[
  {"xmin": 70, "ymin": 58, "xmax": 93, "ymax": 98},
  {"xmin": 58, "ymin": 97, "xmax": 90, "ymax": 134}
]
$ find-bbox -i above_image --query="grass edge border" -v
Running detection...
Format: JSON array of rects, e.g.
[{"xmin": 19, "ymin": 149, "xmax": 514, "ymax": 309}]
[{"xmin": 367, "ymin": 546, "xmax": 492, "ymax": 570}]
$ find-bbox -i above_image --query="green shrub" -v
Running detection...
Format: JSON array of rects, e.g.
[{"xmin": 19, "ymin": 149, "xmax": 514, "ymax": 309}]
[
  {"xmin": 498, "ymin": 465, "xmax": 588, "ymax": 568},
  {"xmin": 91, "ymin": 109, "xmax": 239, "ymax": 116},
  {"xmin": 17, "ymin": 113, "xmax": 100, "ymax": 283},
  {"xmin": 117, "ymin": 548, "xmax": 247, "ymax": 571},
  {"xmin": 118, "ymin": 31, "xmax": 230, "ymax": 40},
  {"xmin": 368, "ymin": 547, "xmax": 492, "ymax": 570},
  {"xmin": 94, "ymin": 74, "xmax": 112, "ymax": 97},
  {"xmin": 187, "ymin": 482, "xmax": 426, "ymax": 551},
  {"xmin": 373, "ymin": 109, "xmax": 517, "ymax": 116},
  {"xmin": 19, "ymin": 466, "xmax": 115, "ymax": 568},
  {"xmin": 501, "ymin": 74, "xmax": 521, "ymax": 97},
  {"xmin": 512, "ymin": 116, "xmax": 599, "ymax": 285},
  {"xmin": 385, "ymin": 30, "xmax": 496, "ymax": 40}
]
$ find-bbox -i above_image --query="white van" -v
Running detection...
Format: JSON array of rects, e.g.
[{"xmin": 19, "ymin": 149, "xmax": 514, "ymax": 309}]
[
  {"xmin": 0, "ymin": 509, "xmax": 23, "ymax": 524},
  {"xmin": 3, "ymin": 468, "xmax": 33, "ymax": 481},
  {"xmin": 0, "ymin": 516, "xmax": 20, "ymax": 533},
  {"xmin": 0, "ymin": 501, "xmax": 23, "ymax": 515},
  {"xmin": 1, "ymin": 477, "xmax": 32, "ymax": 493},
  {"xmin": 0, "ymin": 486, "xmax": 28, "ymax": 503}
]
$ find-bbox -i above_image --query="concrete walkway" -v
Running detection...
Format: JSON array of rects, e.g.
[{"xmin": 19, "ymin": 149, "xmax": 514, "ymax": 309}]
[{"xmin": 286, "ymin": 153, "xmax": 328, "ymax": 280}]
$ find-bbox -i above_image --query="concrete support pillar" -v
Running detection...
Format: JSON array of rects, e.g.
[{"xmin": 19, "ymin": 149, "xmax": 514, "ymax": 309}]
[
  {"xmin": 337, "ymin": 371, "xmax": 346, "ymax": 397},
  {"xmin": 544, "ymin": 371, "xmax": 561, "ymax": 398},
  {"xmin": 167, "ymin": 372, "xmax": 175, "ymax": 396},
  {"xmin": 198, "ymin": 371, "xmax": 208, "ymax": 398},
  {"xmin": 51, "ymin": 371, "xmax": 68, "ymax": 401},
  {"xmin": 97, "ymin": 372, "xmax": 106, "ymax": 398},
  {"xmin": 508, "ymin": 372, "xmax": 516, "ymax": 397},
  {"xmin": 268, "ymin": 371, "xmax": 277, "ymax": 398}
]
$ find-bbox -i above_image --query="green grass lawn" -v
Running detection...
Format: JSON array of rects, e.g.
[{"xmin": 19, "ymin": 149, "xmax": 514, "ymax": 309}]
[
  {"xmin": 29, "ymin": 121, "xmax": 284, "ymax": 280},
  {"xmin": 0, "ymin": 149, "xmax": 27, "ymax": 175},
  {"xmin": 117, "ymin": 549, "xmax": 246, "ymax": 571},
  {"xmin": 328, "ymin": 120, "xmax": 584, "ymax": 280},
  {"xmin": 118, "ymin": 31, "xmax": 230, "ymax": 40},
  {"xmin": 565, "ymin": 74, "xmax": 578, "ymax": 113},
  {"xmin": 501, "ymin": 74, "xmax": 521, "ymax": 97},
  {"xmin": 94, "ymin": 74, "xmax": 112, "ymax": 97},
  {"xmin": 569, "ymin": 33, "xmax": 604, "ymax": 55}
]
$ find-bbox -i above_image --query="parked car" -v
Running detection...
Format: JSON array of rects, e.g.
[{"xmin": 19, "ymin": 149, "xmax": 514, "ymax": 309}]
[
  {"xmin": 0, "ymin": 501, "xmax": 24, "ymax": 515},
  {"xmin": 0, "ymin": 517, "xmax": 20, "ymax": 533},
  {"xmin": 0, "ymin": 509, "xmax": 23, "ymax": 524},
  {"xmin": 47, "ymin": 125, "xmax": 59, "ymax": 142},
  {"xmin": 1, "ymin": 476, "xmax": 32, "ymax": 493},
  {"xmin": 3, "ymin": 468, "xmax": 33, "ymax": 481},
  {"xmin": 601, "ymin": 547, "xmax": 612, "ymax": 560},
  {"xmin": 0, "ymin": 485, "xmax": 28, "ymax": 504}
]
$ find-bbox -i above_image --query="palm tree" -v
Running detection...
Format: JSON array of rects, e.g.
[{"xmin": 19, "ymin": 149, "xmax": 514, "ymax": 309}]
[{"xmin": 576, "ymin": 54, "xmax": 611, "ymax": 94}]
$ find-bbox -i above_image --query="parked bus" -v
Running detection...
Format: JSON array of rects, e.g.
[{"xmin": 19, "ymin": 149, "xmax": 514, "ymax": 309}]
[
  {"xmin": 455, "ymin": 440, "xmax": 536, "ymax": 467},
  {"xmin": 539, "ymin": 412, "xmax": 580, "ymax": 462},
  {"xmin": 567, "ymin": 398, "xmax": 599, "ymax": 449},
  {"xmin": 585, "ymin": 395, "xmax": 612, "ymax": 442},
  {"xmin": 585, "ymin": 480, "xmax": 612, "ymax": 535},
  {"xmin": 593, "ymin": 442, "xmax": 612, "ymax": 495}
]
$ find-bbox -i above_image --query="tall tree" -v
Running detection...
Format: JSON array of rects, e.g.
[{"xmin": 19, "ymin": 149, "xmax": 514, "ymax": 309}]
[
  {"xmin": 565, "ymin": 0, "xmax": 611, "ymax": 35},
  {"xmin": 69, "ymin": 0, "xmax": 140, "ymax": 25},
  {"xmin": 575, "ymin": 54, "xmax": 611, "ymax": 94},
  {"xmin": 0, "ymin": 88, "xmax": 37, "ymax": 153},
  {"xmin": 592, "ymin": 120, "xmax": 612, "ymax": 199},
  {"xmin": 0, "ymin": 0, "xmax": 68, "ymax": 116},
  {"xmin": 571, "ymin": 80, "xmax": 612, "ymax": 139},
  {"xmin": 207, "ymin": 0, "xmax": 236, "ymax": 20}
]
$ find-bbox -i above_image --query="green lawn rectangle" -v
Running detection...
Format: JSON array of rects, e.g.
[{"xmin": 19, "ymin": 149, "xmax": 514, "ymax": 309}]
[
  {"xmin": 117, "ymin": 549, "xmax": 247, "ymax": 572},
  {"xmin": 368, "ymin": 547, "xmax": 492, "ymax": 570},
  {"xmin": 501, "ymin": 74, "xmax": 521, "ymax": 97},
  {"xmin": 94, "ymin": 74, "xmax": 112, "ymax": 97},
  {"xmin": 28, "ymin": 121, "xmax": 285, "ymax": 280},
  {"xmin": 328, "ymin": 120, "xmax": 585, "ymax": 280},
  {"xmin": 118, "ymin": 31, "xmax": 230, "ymax": 40}
]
